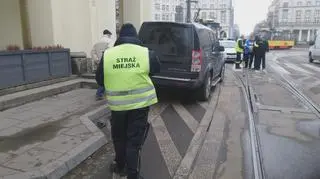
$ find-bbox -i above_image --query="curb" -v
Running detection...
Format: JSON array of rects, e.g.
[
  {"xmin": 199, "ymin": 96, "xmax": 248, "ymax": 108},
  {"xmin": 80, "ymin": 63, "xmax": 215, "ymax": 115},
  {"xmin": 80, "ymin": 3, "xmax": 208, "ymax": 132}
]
[{"xmin": 2, "ymin": 107, "xmax": 108, "ymax": 179}]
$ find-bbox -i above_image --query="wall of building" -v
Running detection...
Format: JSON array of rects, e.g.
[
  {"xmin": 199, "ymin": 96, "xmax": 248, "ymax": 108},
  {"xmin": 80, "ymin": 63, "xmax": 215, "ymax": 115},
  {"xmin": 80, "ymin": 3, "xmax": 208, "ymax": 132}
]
[
  {"xmin": 123, "ymin": 0, "xmax": 152, "ymax": 31},
  {"xmin": 0, "ymin": 0, "xmax": 23, "ymax": 50},
  {"xmin": 51, "ymin": 0, "xmax": 116, "ymax": 56},
  {"xmin": 26, "ymin": 0, "xmax": 55, "ymax": 47}
]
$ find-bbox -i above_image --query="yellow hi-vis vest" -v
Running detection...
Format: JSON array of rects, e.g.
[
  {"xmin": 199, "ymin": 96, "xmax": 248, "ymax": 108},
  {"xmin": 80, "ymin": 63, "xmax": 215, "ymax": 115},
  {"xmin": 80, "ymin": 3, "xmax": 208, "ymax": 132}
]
[
  {"xmin": 103, "ymin": 44, "xmax": 158, "ymax": 111},
  {"xmin": 235, "ymin": 39, "xmax": 244, "ymax": 53}
]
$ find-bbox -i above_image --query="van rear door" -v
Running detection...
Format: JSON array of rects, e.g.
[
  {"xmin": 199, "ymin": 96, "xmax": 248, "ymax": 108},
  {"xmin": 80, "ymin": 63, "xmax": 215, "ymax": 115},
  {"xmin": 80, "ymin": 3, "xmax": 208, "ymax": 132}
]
[{"xmin": 139, "ymin": 22, "xmax": 195, "ymax": 79}]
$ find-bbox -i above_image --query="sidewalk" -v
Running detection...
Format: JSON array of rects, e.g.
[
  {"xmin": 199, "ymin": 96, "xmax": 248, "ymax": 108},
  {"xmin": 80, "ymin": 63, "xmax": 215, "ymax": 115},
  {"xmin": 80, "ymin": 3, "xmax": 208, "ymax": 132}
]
[
  {"xmin": 189, "ymin": 69, "xmax": 247, "ymax": 179},
  {"xmin": 0, "ymin": 81, "xmax": 108, "ymax": 179}
]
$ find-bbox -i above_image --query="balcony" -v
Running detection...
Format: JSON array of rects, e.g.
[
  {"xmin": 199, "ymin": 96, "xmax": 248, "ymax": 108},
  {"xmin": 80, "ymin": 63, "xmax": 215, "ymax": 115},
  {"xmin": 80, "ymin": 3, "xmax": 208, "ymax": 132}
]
[{"xmin": 277, "ymin": 21, "xmax": 320, "ymax": 27}]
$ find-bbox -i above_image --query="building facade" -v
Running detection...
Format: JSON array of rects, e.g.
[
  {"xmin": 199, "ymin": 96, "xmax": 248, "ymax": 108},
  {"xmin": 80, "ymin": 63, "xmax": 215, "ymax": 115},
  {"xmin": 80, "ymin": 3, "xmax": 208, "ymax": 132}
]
[
  {"xmin": 0, "ymin": 0, "xmax": 152, "ymax": 56},
  {"xmin": 189, "ymin": 0, "xmax": 234, "ymax": 38},
  {"xmin": 149, "ymin": 0, "xmax": 235, "ymax": 38},
  {"xmin": 267, "ymin": 0, "xmax": 320, "ymax": 43}
]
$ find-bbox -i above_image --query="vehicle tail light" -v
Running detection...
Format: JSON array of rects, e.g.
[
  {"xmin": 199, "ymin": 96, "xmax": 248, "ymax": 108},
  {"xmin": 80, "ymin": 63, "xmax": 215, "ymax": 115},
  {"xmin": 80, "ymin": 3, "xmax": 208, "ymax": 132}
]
[{"xmin": 191, "ymin": 49, "xmax": 202, "ymax": 72}]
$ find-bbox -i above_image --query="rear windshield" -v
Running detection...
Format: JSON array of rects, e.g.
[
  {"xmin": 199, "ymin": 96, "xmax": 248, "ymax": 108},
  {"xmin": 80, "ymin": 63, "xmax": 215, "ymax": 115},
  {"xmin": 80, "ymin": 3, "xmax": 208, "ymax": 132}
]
[
  {"xmin": 139, "ymin": 24, "xmax": 192, "ymax": 56},
  {"xmin": 220, "ymin": 41, "xmax": 236, "ymax": 48}
]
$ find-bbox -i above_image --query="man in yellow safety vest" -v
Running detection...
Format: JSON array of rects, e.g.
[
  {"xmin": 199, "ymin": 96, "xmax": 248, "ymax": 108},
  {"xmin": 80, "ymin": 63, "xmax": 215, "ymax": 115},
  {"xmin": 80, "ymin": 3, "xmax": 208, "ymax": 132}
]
[
  {"xmin": 95, "ymin": 23, "xmax": 160, "ymax": 179},
  {"xmin": 235, "ymin": 35, "xmax": 245, "ymax": 69}
]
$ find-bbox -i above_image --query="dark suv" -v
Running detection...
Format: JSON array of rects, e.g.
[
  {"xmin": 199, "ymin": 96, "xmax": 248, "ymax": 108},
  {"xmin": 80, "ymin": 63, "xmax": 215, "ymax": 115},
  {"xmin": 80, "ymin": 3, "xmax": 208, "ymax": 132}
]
[{"xmin": 139, "ymin": 22, "xmax": 225, "ymax": 101}]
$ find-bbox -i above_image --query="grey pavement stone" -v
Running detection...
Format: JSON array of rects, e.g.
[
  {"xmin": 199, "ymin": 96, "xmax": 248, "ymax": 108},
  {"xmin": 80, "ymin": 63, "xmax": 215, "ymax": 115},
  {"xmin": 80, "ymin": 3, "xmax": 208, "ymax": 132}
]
[
  {"xmin": 8, "ymin": 143, "xmax": 42, "ymax": 155},
  {"xmin": 39, "ymin": 159, "xmax": 69, "ymax": 179},
  {"xmin": 4, "ymin": 147, "xmax": 62, "ymax": 171},
  {"xmin": 0, "ymin": 166, "xmax": 20, "ymax": 177},
  {"xmin": 0, "ymin": 119, "xmax": 21, "ymax": 131},
  {"xmin": 0, "ymin": 153, "xmax": 16, "ymax": 164},
  {"xmin": 57, "ymin": 135, "xmax": 106, "ymax": 173},
  {"xmin": 16, "ymin": 118, "xmax": 45, "ymax": 129},
  {"xmin": 2, "ymin": 170, "xmax": 45, "ymax": 179},
  {"xmin": 0, "ymin": 127, "xmax": 23, "ymax": 137},
  {"xmin": 62, "ymin": 125, "xmax": 91, "ymax": 138},
  {"xmin": 40, "ymin": 135, "xmax": 83, "ymax": 153}
]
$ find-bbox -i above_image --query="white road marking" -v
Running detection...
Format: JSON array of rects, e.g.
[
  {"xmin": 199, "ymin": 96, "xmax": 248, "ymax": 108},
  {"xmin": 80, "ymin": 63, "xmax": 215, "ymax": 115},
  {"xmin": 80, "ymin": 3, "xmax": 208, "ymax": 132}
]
[
  {"xmin": 269, "ymin": 62, "xmax": 290, "ymax": 75},
  {"xmin": 284, "ymin": 63, "xmax": 313, "ymax": 74},
  {"xmin": 172, "ymin": 104, "xmax": 199, "ymax": 134},
  {"xmin": 151, "ymin": 116, "xmax": 182, "ymax": 177},
  {"xmin": 303, "ymin": 64, "xmax": 320, "ymax": 73}
]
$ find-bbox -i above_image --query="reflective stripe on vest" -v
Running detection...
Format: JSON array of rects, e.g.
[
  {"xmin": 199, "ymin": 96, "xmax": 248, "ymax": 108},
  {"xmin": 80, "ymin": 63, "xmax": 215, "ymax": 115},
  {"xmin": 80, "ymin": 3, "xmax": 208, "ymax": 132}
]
[
  {"xmin": 235, "ymin": 39, "xmax": 243, "ymax": 53},
  {"xmin": 103, "ymin": 44, "xmax": 158, "ymax": 111},
  {"xmin": 105, "ymin": 86, "xmax": 155, "ymax": 96}
]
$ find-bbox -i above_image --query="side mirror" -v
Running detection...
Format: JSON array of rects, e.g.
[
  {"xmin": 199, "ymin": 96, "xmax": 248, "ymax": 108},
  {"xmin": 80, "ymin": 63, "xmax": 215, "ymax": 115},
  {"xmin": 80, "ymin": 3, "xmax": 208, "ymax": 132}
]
[
  {"xmin": 218, "ymin": 46, "xmax": 225, "ymax": 52},
  {"xmin": 309, "ymin": 41, "xmax": 315, "ymax": 46}
]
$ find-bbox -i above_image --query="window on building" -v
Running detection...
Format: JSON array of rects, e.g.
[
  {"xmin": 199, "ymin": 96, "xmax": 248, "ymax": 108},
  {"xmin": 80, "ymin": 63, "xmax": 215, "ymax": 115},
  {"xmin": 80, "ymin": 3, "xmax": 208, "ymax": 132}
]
[
  {"xmin": 155, "ymin": 14, "xmax": 160, "ymax": 20},
  {"xmin": 283, "ymin": 2, "xmax": 289, "ymax": 7},
  {"xmin": 210, "ymin": 12, "xmax": 215, "ymax": 19},
  {"xmin": 166, "ymin": 14, "xmax": 170, "ymax": 20},
  {"xmin": 221, "ymin": 10, "xmax": 226, "ymax": 23},
  {"xmin": 315, "ymin": 10, "xmax": 320, "ymax": 23},
  {"xmin": 162, "ymin": 14, "xmax": 166, "ymax": 20},
  {"xmin": 210, "ymin": 4, "xmax": 214, "ymax": 9},
  {"xmin": 307, "ymin": 1, "xmax": 312, "ymax": 6},
  {"xmin": 305, "ymin": 10, "xmax": 311, "ymax": 22},
  {"xmin": 282, "ymin": 9, "xmax": 289, "ymax": 21},
  {"xmin": 220, "ymin": 4, "xmax": 226, "ymax": 8},
  {"xmin": 202, "ymin": 12, "xmax": 207, "ymax": 19},
  {"xmin": 155, "ymin": 3, "xmax": 160, "ymax": 10},
  {"xmin": 162, "ymin": 5, "xmax": 165, "ymax": 10},
  {"xmin": 202, "ymin": 4, "xmax": 207, "ymax": 8},
  {"xmin": 297, "ymin": 1, "xmax": 302, "ymax": 6},
  {"xmin": 296, "ymin": 10, "xmax": 302, "ymax": 22},
  {"xmin": 317, "ymin": 1, "xmax": 320, "ymax": 6},
  {"xmin": 166, "ymin": 5, "xmax": 169, "ymax": 11}
]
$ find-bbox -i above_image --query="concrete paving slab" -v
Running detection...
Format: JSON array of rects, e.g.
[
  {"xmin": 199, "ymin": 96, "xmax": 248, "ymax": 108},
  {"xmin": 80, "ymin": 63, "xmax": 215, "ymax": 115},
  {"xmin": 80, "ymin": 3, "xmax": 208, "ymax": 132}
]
[
  {"xmin": 0, "ymin": 127, "xmax": 23, "ymax": 137},
  {"xmin": 0, "ymin": 166, "xmax": 20, "ymax": 176},
  {"xmin": 40, "ymin": 135, "xmax": 83, "ymax": 153},
  {"xmin": 61, "ymin": 125, "xmax": 91, "ymax": 138},
  {"xmin": 4, "ymin": 147, "xmax": 63, "ymax": 171},
  {"xmin": 0, "ymin": 153, "xmax": 16, "ymax": 164},
  {"xmin": 0, "ymin": 119, "xmax": 21, "ymax": 131}
]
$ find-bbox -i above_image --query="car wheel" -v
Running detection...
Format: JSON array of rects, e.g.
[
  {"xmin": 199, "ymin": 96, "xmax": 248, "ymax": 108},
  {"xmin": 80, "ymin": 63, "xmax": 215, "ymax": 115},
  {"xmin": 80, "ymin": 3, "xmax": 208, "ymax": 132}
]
[
  {"xmin": 197, "ymin": 73, "xmax": 211, "ymax": 101},
  {"xmin": 219, "ymin": 64, "xmax": 225, "ymax": 82},
  {"xmin": 309, "ymin": 52, "xmax": 314, "ymax": 63}
]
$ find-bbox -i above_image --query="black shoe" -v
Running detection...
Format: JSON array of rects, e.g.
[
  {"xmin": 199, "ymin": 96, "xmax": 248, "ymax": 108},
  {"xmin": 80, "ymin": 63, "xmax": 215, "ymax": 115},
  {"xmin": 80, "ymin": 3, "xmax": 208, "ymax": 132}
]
[{"xmin": 109, "ymin": 162, "xmax": 127, "ymax": 177}]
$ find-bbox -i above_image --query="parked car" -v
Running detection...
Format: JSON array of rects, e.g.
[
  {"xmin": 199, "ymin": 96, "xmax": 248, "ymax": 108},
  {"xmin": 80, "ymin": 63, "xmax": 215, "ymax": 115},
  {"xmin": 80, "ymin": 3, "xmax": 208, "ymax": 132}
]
[
  {"xmin": 309, "ymin": 34, "xmax": 320, "ymax": 63},
  {"xmin": 139, "ymin": 21, "xmax": 225, "ymax": 101},
  {"xmin": 219, "ymin": 40, "xmax": 237, "ymax": 63}
]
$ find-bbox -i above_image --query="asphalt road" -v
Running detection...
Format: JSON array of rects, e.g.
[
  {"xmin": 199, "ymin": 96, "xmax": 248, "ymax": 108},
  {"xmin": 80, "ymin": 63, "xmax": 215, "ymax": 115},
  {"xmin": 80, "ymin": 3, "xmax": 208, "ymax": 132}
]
[{"xmin": 250, "ymin": 50, "xmax": 320, "ymax": 179}]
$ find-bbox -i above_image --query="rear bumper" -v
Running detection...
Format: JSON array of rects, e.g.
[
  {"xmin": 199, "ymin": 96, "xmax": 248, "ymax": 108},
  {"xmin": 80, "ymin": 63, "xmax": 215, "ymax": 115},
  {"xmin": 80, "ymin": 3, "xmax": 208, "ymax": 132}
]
[
  {"xmin": 225, "ymin": 57, "xmax": 236, "ymax": 62},
  {"xmin": 151, "ymin": 76, "xmax": 202, "ymax": 89}
]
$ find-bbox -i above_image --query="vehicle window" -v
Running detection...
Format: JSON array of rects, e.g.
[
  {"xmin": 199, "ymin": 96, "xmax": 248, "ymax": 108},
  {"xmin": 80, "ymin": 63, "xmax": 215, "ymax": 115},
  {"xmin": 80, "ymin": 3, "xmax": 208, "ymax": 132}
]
[
  {"xmin": 140, "ymin": 24, "xmax": 192, "ymax": 56},
  {"xmin": 220, "ymin": 41, "xmax": 236, "ymax": 48},
  {"xmin": 198, "ymin": 29, "xmax": 211, "ymax": 50}
]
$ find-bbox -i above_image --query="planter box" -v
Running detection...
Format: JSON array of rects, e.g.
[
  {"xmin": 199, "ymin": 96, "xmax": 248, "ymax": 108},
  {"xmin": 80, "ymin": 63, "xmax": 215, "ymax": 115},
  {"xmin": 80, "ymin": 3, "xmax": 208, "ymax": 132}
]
[{"xmin": 0, "ymin": 49, "xmax": 71, "ymax": 89}]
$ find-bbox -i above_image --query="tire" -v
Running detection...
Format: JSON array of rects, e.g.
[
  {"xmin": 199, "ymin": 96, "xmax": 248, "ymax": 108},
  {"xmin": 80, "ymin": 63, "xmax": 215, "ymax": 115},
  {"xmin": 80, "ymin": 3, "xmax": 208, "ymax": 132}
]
[
  {"xmin": 309, "ymin": 52, "xmax": 314, "ymax": 63},
  {"xmin": 219, "ymin": 64, "xmax": 225, "ymax": 82},
  {"xmin": 197, "ymin": 73, "xmax": 212, "ymax": 101}
]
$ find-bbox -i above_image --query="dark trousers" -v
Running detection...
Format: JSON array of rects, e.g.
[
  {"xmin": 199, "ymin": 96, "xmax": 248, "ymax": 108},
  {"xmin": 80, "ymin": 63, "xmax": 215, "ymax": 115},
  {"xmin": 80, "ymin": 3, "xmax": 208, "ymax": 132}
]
[
  {"xmin": 243, "ymin": 53, "xmax": 254, "ymax": 68},
  {"xmin": 254, "ymin": 54, "xmax": 263, "ymax": 70},
  {"xmin": 248, "ymin": 53, "xmax": 254, "ymax": 69},
  {"xmin": 262, "ymin": 53, "xmax": 266, "ymax": 69},
  {"xmin": 96, "ymin": 86, "xmax": 105, "ymax": 97},
  {"xmin": 111, "ymin": 107, "xmax": 150, "ymax": 179},
  {"xmin": 235, "ymin": 52, "xmax": 242, "ymax": 69}
]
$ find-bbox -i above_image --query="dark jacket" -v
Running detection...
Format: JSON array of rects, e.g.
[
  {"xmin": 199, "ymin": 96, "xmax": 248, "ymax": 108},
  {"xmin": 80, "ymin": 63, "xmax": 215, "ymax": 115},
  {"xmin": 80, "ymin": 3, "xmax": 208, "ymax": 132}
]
[
  {"xmin": 253, "ymin": 39, "xmax": 266, "ymax": 56},
  {"xmin": 95, "ymin": 24, "xmax": 160, "ymax": 87}
]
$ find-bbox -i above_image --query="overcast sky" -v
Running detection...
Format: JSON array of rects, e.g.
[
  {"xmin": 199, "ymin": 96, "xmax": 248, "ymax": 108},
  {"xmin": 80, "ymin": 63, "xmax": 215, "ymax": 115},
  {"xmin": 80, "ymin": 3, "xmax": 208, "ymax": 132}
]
[{"xmin": 234, "ymin": 0, "xmax": 273, "ymax": 35}]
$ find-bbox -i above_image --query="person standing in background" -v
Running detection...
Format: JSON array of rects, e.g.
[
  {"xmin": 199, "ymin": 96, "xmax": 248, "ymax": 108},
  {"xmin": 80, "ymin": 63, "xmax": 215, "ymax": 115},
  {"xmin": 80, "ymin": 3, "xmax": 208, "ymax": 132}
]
[
  {"xmin": 243, "ymin": 33, "xmax": 255, "ymax": 69},
  {"xmin": 261, "ymin": 37, "xmax": 269, "ymax": 71},
  {"xmin": 235, "ymin": 35, "xmax": 245, "ymax": 69},
  {"xmin": 253, "ymin": 36, "xmax": 265, "ymax": 71},
  {"xmin": 91, "ymin": 29, "xmax": 113, "ymax": 100}
]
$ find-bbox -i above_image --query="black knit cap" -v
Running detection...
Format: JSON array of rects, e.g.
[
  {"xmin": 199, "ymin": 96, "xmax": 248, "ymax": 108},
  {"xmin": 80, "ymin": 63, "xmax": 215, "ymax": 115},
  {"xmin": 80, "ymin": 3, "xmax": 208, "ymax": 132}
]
[
  {"xmin": 103, "ymin": 29, "xmax": 112, "ymax": 35},
  {"xmin": 119, "ymin": 23, "xmax": 138, "ymax": 38}
]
